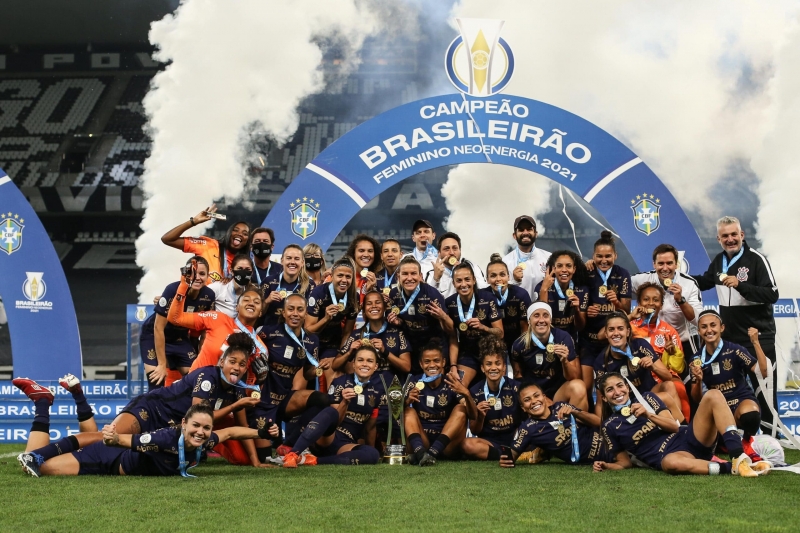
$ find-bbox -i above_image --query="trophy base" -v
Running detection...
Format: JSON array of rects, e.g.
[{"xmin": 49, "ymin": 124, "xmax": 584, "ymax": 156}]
[{"xmin": 382, "ymin": 454, "xmax": 408, "ymax": 465}]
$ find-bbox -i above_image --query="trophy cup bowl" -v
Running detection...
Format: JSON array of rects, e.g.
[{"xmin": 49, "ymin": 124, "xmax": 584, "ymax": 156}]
[{"xmin": 379, "ymin": 375, "xmax": 410, "ymax": 465}]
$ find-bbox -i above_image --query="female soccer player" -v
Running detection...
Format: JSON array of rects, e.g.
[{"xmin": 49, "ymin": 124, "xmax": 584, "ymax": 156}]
[
  {"xmin": 594, "ymin": 312, "xmax": 683, "ymax": 421},
  {"xmin": 534, "ymin": 250, "xmax": 589, "ymax": 344},
  {"xmin": 497, "ymin": 382, "xmax": 606, "ymax": 467},
  {"xmin": 486, "ymin": 254, "xmax": 530, "ymax": 351},
  {"xmin": 161, "ymin": 205, "xmax": 251, "ymax": 282},
  {"xmin": 445, "ymin": 262, "xmax": 503, "ymax": 387},
  {"xmin": 593, "ymin": 372, "xmax": 769, "ymax": 476},
  {"xmin": 581, "ymin": 232, "xmax": 632, "ymax": 394},
  {"xmin": 304, "ymin": 243, "xmax": 327, "ymax": 287},
  {"xmin": 16, "ymin": 398, "xmax": 278, "ymax": 477},
  {"xmin": 260, "ymin": 244, "xmax": 313, "ymax": 327},
  {"xmin": 689, "ymin": 310, "xmax": 768, "ymax": 457},
  {"xmin": 209, "ymin": 253, "xmax": 256, "ymax": 317},
  {"xmin": 140, "ymin": 256, "xmax": 215, "ymax": 387},
  {"xmin": 305, "ymin": 259, "xmax": 359, "ymax": 382},
  {"xmin": 404, "ymin": 340, "xmax": 468, "ymax": 466},
  {"xmin": 629, "ymin": 282, "xmax": 690, "ymax": 420},
  {"xmin": 280, "ymin": 345, "xmax": 384, "ymax": 467},
  {"xmin": 345, "ymin": 234, "xmax": 380, "ymax": 304},
  {"xmin": 376, "ymin": 238, "xmax": 402, "ymax": 298},
  {"xmin": 510, "ymin": 302, "xmax": 587, "ymax": 409},
  {"xmin": 460, "ymin": 336, "xmax": 521, "ymax": 461}
]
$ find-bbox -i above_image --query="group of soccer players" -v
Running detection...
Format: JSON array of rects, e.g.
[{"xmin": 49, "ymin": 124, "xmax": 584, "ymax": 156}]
[{"xmin": 13, "ymin": 209, "xmax": 776, "ymax": 478}]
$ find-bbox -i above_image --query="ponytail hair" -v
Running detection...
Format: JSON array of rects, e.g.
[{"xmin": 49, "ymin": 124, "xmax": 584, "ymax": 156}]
[
  {"xmin": 486, "ymin": 253, "xmax": 508, "ymax": 275},
  {"xmin": 594, "ymin": 230, "xmax": 616, "ymax": 253}
]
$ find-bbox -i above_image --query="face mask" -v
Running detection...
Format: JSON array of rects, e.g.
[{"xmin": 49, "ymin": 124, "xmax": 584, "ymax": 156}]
[
  {"xmin": 251, "ymin": 242, "xmax": 272, "ymax": 259},
  {"xmin": 305, "ymin": 257, "xmax": 323, "ymax": 271},
  {"xmin": 233, "ymin": 269, "xmax": 252, "ymax": 286}
]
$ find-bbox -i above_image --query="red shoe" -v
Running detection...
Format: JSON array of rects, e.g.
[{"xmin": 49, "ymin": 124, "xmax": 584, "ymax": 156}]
[
  {"xmin": 12, "ymin": 377, "xmax": 54, "ymax": 404},
  {"xmin": 283, "ymin": 452, "xmax": 300, "ymax": 469},
  {"xmin": 276, "ymin": 444, "xmax": 292, "ymax": 457},
  {"xmin": 742, "ymin": 437, "xmax": 763, "ymax": 462}
]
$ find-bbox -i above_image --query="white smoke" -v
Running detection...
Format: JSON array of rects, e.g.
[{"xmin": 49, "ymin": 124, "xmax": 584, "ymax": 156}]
[
  {"xmin": 443, "ymin": 1, "xmax": 800, "ymax": 266},
  {"xmin": 135, "ymin": 0, "xmax": 377, "ymax": 301}
]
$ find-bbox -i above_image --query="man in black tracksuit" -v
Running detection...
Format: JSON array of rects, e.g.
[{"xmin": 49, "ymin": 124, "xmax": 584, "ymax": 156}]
[{"xmin": 694, "ymin": 216, "xmax": 779, "ymax": 426}]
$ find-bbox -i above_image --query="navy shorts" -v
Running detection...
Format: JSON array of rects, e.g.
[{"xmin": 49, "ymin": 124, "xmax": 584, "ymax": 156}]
[
  {"xmin": 664, "ymin": 425, "xmax": 713, "ymax": 462},
  {"xmin": 579, "ymin": 340, "xmax": 604, "ymax": 367},
  {"xmin": 140, "ymin": 335, "xmax": 197, "ymax": 370},
  {"xmin": 73, "ymin": 443, "xmax": 126, "ymax": 476},
  {"xmin": 724, "ymin": 393, "xmax": 758, "ymax": 415},
  {"xmin": 247, "ymin": 387, "xmax": 295, "ymax": 429},
  {"xmin": 480, "ymin": 433, "xmax": 515, "ymax": 449},
  {"xmin": 457, "ymin": 352, "xmax": 481, "ymax": 371},
  {"xmin": 122, "ymin": 395, "xmax": 173, "ymax": 433}
]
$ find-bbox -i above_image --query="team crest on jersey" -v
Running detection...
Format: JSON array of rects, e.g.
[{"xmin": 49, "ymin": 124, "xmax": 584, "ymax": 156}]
[
  {"xmin": 476, "ymin": 309, "xmax": 486, "ymax": 320},
  {"xmin": 654, "ymin": 335, "xmax": 665, "ymax": 348},
  {"xmin": 507, "ymin": 306, "xmax": 517, "ymax": 317},
  {"xmin": 445, "ymin": 19, "xmax": 514, "ymax": 97},
  {"xmin": 737, "ymin": 267, "xmax": 749, "ymax": 282},
  {"xmin": 438, "ymin": 393, "xmax": 449, "ymax": 407},
  {"xmin": 546, "ymin": 353, "xmax": 555, "ymax": 363},
  {"xmin": 139, "ymin": 409, "xmax": 149, "ymax": 421},
  {"xmin": 631, "ymin": 194, "xmax": 661, "ymax": 236},
  {"xmin": 368, "ymin": 395, "xmax": 377, "ymax": 407},
  {"xmin": 503, "ymin": 395, "xmax": 514, "ymax": 407},
  {"xmin": 0, "ymin": 213, "xmax": 24, "ymax": 255},
  {"xmin": 418, "ymin": 303, "xmax": 426, "ymax": 314},
  {"xmin": 256, "ymin": 417, "xmax": 266, "ymax": 429},
  {"xmin": 723, "ymin": 359, "xmax": 733, "ymax": 371},
  {"xmin": 386, "ymin": 337, "xmax": 396, "ymax": 349},
  {"xmin": 290, "ymin": 198, "xmax": 320, "ymax": 240}
]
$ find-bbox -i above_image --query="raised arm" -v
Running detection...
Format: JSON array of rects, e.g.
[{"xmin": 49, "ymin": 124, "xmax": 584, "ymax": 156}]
[{"xmin": 161, "ymin": 207, "xmax": 214, "ymax": 249}]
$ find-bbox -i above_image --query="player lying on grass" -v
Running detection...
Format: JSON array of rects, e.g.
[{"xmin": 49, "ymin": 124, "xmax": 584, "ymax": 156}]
[
  {"xmin": 279, "ymin": 345, "xmax": 384, "ymax": 468},
  {"xmin": 13, "ymin": 377, "xmax": 278, "ymax": 477},
  {"xmin": 496, "ymin": 382, "xmax": 606, "ymax": 467},
  {"xmin": 592, "ymin": 372, "xmax": 770, "ymax": 477}
]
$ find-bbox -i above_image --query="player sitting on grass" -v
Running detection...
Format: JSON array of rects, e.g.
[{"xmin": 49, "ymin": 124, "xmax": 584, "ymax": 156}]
[
  {"xmin": 403, "ymin": 339, "xmax": 468, "ymax": 466},
  {"xmin": 592, "ymin": 372, "xmax": 771, "ymax": 477},
  {"xmin": 13, "ymin": 377, "xmax": 278, "ymax": 477}
]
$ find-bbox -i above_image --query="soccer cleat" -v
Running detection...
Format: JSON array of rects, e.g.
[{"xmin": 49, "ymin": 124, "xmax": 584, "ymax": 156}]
[
  {"xmin": 58, "ymin": 373, "xmax": 81, "ymax": 393},
  {"xmin": 299, "ymin": 452, "xmax": 317, "ymax": 466},
  {"xmin": 731, "ymin": 453, "xmax": 757, "ymax": 478},
  {"xmin": 516, "ymin": 447, "xmax": 549, "ymax": 464},
  {"xmin": 265, "ymin": 454, "xmax": 284, "ymax": 465},
  {"xmin": 741, "ymin": 437, "xmax": 763, "ymax": 462},
  {"xmin": 12, "ymin": 378, "xmax": 54, "ymax": 404},
  {"xmin": 751, "ymin": 461, "xmax": 771, "ymax": 475},
  {"xmin": 282, "ymin": 452, "xmax": 300, "ymax": 469},
  {"xmin": 408, "ymin": 448, "xmax": 426, "ymax": 466},
  {"xmin": 418, "ymin": 452, "xmax": 437, "ymax": 467},
  {"xmin": 17, "ymin": 452, "xmax": 44, "ymax": 478},
  {"xmin": 275, "ymin": 444, "xmax": 292, "ymax": 457}
]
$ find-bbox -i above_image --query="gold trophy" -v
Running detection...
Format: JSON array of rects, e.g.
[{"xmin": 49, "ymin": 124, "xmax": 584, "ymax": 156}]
[{"xmin": 378, "ymin": 374, "xmax": 412, "ymax": 465}]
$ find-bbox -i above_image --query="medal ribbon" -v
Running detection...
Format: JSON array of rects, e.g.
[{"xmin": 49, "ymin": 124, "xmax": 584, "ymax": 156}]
[
  {"xmin": 495, "ymin": 286, "xmax": 509, "ymax": 306},
  {"xmin": 223, "ymin": 249, "xmax": 234, "ymax": 279},
  {"xmin": 530, "ymin": 332, "xmax": 555, "ymax": 352},
  {"xmin": 178, "ymin": 433, "xmax": 203, "ymax": 478},
  {"xmin": 612, "ymin": 399, "xmax": 632, "ymax": 413},
  {"xmin": 597, "ymin": 267, "xmax": 611, "ymax": 288},
  {"xmin": 457, "ymin": 293, "xmax": 476, "ymax": 324},
  {"xmin": 233, "ymin": 317, "xmax": 268, "ymax": 355},
  {"xmin": 383, "ymin": 268, "xmax": 396, "ymax": 289},
  {"xmin": 250, "ymin": 253, "xmax": 271, "ymax": 285},
  {"xmin": 419, "ymin": 373, "xmax": 442, "ymax": 383},
  {"xmin": 219, "ymin": 370, "xmax": 260, "ymax": 393},
  {"xmin": 364, "ymin": 321, "xmax": 387, "ymax": 339},
  {"xmin": 721, "ymin": 248, "xmax": 745, "ymax": 275},
  {"xmin": 278, "ymin": 273, "xmax": 300, "ymax": 294},
  {"xmin": 568, "ymin": 415, "xmax": 580, "ymax": 463},
  {"xmin": 700, "ymin": 340, "xmax": 724, "ymax": 367},
  {"xmin": 515, "ymin": 246, "xmax": 535, "ymax": 264},
  {"xmin": 284, "ymin": 324, "xmax": 314, "ymax": 365},
  {"xmin": 413, "ymin": 244, "xmax": 437, "ymax": 262},
  {"xmin": 353, "ymin": 374, "xmax": 369, "ymax": 388},
  {"xmin": 611, "ymin": 344, "xmax": 634, "ymax": 361},
  {"xmin": 483, "ymin": 377, "xmax": 505, "ymax": 403},
  {"xmin": 399, "ymin": 285, "xmax": 421, "ymax": 315},
  {"xmin": 553, "ymin": 280, "xmax": 574, "ymax": 300},
  {"xmin": 328, "ymin": 283, "xmax": 348, "ymax": 312}
]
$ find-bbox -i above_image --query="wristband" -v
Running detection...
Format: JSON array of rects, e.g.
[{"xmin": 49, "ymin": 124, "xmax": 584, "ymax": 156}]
[
  {"xmin": 677, "ymin": 297, "xmax": 686, "ymax": 304},
  {"xmin": 190, "ymin": 217, "xmax": 195, "ymax": 226}
]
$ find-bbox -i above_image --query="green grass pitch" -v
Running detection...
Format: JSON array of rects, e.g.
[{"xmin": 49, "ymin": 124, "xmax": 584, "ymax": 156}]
[{"xmin": 1, "ymin": 444, "xmax": 798, "ymax": 533}]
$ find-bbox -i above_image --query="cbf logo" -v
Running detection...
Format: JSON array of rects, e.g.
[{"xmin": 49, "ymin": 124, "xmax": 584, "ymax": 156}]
[
  {"xmin": 445, "ymin": 18, "xmax": 515, "ymax": 97},
  {"xmin": 1, "ymin": 212, "xmax": 24, "ymax": 255},
  {"xmin": 631, "ymin": 193, "xmax": 661, "ymax": 236},
  {"xmin": 16, "ymin": 272, "xmax": 53, "ymax": 312},
  {"xmin": 290, "ymin": 198, "xmax": 320, "ymax": 240}
]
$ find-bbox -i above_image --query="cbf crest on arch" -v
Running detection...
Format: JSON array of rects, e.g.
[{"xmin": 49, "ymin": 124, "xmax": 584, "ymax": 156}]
[
  {"xmin": 631, "ymin": 193, "xmax": 661, "ymax": 236},
  {"xmin": 290, "ymin": 197, "xmax": 320, "ymax": 240},
  {"xmin": 1, "ymin": 212, "xmax": 24, "ymax": 255}
]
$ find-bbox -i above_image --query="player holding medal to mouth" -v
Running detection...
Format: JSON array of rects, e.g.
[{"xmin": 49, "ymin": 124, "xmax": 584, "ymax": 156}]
[
  {"xmin": 403, "ymin": 219, "xmax": 438, "ymax": 280},
  {"xmin": 594, "ymin": 312, "xmax": 684, "ymax": 421},
  {"xmin": 445, "ymin": 262, "xmax": 503, "ymax": 387},
  {"xmin": 510, "ymin": 303, "xmax": 587, "ymax": 409},
  {"xmin": 345, "ymin": 234, "xmax": 380, "ymax": 306},
  {"xmin": 460, "ymin": 336, "xmax": 521, "ymax": 461},
  {"xmin": 404, "ymin": 340, "xmax": 469, "ymax": 466},
  {"xmin": 260, "ymin": 244, "xmax": 313, "ymax": 327},
  {"xmin": 498, "ymin": 382, "xmax": 606, "ymax": 468},
  {"xmin": 593, "ymin": 372, "xmax": 769, "ymax": 477},
  {"xmin": 486, "ymin": 254, "xmax": 531, "ymax": 352},
  {"xmin": 281, "ymin": 346, "xmax": 384, "ymax": 468},
  {"xmin": 689, "ymin": 310, "xmax": 768, "ymax": 460},
  {"xmin": 501, "ymin": 215, "xmax": 551, "ymax": 300},
  {"xmin": 426, "ymin": 232, "xmax": 489, "ymax": 298},
  {"xmin": 376, "ymin": 238, "xmax": 402, "ymax": 303}
]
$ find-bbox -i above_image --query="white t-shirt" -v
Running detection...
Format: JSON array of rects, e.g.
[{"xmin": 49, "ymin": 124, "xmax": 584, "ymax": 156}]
[
  {"xmin": 424, "ymin": 259, "xmax": 489, "ymax": 298},
  {"xmin": 402, "ymin": 247, "xmax": 438, "ymax": 281},
  {"xmin": 631, "ymin": 271, "xmax": 702, "ymax": 349},
  {"xmin": 502, "ymin": 247, "xmax": 552, "ymax": 300},
  {"xmin": 208, "ymin": 280, "xmax": 244, "ymax": 318}
]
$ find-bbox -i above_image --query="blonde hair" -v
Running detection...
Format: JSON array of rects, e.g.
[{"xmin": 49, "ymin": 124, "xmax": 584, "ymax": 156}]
[
  {"xmin": 303, "ymin": 242, "xmax": 327, "ymax": 272},
  {"xmin": 283, "ymin": 244, "xmax": 310, "ymax": 295}
]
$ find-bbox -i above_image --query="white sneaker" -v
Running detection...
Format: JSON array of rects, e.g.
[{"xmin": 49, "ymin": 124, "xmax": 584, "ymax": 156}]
[{"xmin": 58, "ymin": 373, "xmax": 81, "ymax": 392}]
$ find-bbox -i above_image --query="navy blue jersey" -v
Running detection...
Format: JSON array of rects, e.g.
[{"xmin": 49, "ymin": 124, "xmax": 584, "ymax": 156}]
[
  {"xmin": 388, "ymin": 283, "xmax": 446, "ymax": 352},
  {"xmin": 533, "ymin": 281, "xmax": 589, "ymax": 342},
  {"xmin": 470, "ymin": 378, "xmax": 520, "ymax": 443},
  {"xmin": 141, "ymin": 282, "xmax": 215, "ymax": 342},
  {"xmin": 601, "ymin": 391, "xmax": 676, "ymax": 470},
  {"xmin": 489, "ymin": 285, "xmax": 531, "ymax": 349},
  {"xmin": 343, "ymin": 323, "xmax": 409, "ymax": 374},
  {"xmin": 512, "ymin": 402, "xmax": 606, "ymax": 464},
  {"xmin": 259, "ymin": 324, "xmax": 320, "ymax": 396},
  {"xmin": 445, "ymin": 291, "xmax": 501, "ymax": 357},
  {"xmin": 375, "ymin": 268, "xmax": 400, "ymax": 293},
  {"xmin": 140, "ymin": 366, "xmax": 244, "ymax": 422},
  {"xmin": 308, "ymin": 282, "xmax": 359, "ymax": 349},
  {"xmin": 259, "ymin": 273, "xmax": 314, "ymax": 327},
  {"xmin": 584, "ymin": 265, "xmax": 632, "ymax": 341},
  {"xmin": 593, "ymin": 338, "xmax": 659, "ymax": 392},
  {"xmin": 121, "ymin": 427, "xmax": 221, "ymax": 476},
  {"xmin": 510, "ymin": 328, "xmax": 577, "ymax": 394},
  {"xmin": 410, "ymin": 374, "xmax": 463, "ymax": 433},
  {"xmin": 254, "ymin": 260, "xmax": 283, "ymax": 287},
  {"xmin": 328, "ymin": 374, "xmax": 384, "ymax": 444},
  {"xmin": 694, "ymin": 341, "xmax": 757, "ymax": 408}
]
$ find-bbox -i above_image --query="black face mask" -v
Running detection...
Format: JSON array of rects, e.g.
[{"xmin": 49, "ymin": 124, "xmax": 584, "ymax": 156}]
[
  {"xmin": 233, "ymin": 269, "xmax": 253, "ymax": 286},
  {"xmin": 251, "ymin": 242, "xmax": 272, "ymax": 259},
  {"xmin": 305, "ymin": 257, "xmax": 323, "ymax": 271}
]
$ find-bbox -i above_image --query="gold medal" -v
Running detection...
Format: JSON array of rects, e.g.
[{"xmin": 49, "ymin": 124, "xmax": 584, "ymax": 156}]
[
  {"xmin": 621, "ymin": 406, "xmax": 631, "ymax": 417},
  {"xmin": 360, "ymin": 268, "xmax": 368, "ymax": 278},
  {"xmin": 459, "ymin": 322, "xmax": 468, "ymax": 332},
  {"xmin": 361, "ymin": 338, "xmax": 371, "ymax": 347},
  {"xmin": 251, "ymin": 391, "xmax": 261, "ymax": 400},
  {"xmin": 279, "ymin": 290, "xmax": 288, "ymax": 299},
  {"xmin": 719, "ymin": 273, "xmax": 727, "ymax": 282},
  {"xmin": 518, "ymin": 263, "xmax": 527, "ymax": 270},
  {"xmin": 488, "ymin": 397, "xmax": 497, "ymax": 407},
  {"xmin": 546, "ymin": 343, "xmax": 555, "ymax": 354},
  {"xmin": 391, "ymin": 306, "xmax": 400, "ymax": 315},
  {"xmin": 598, "ymin": 285, "xmax": 608, "ymax": 296},
  {"xmin": 353, "ymin": 385, "xmax": 363, "ymax": 395},
  {"xmin": 645, "ymin": 308, "xmax": 655, "ymax": 314},
  {"xmin": 631, "ymin": 356, "xmax": 641, "ymax": 369},
  {"xmin": 337, "ymin": 302, "xmax": 345, "ymax": 312},
  {"xmin": 663, "ymin": 278, "xmax": 672, "ymax": 287},
  {"xmin": 447, "ymin": 256, "xmax": 458, "ymax": 266},
  {"xmin": 692, "ymin": 358, "xmax": 702, "ymax": 367},
  {"xmin": 315, "ymin": 367, "xmax": 323, "ymax": 377},
  {"xmin": 383, "ymin": 287, "xmax": 391, "ymax": 295},
  {"xmin": 415, "ymin": 381, "xmax": 425, "ymax": 390},
  {"xmin": 566, "ymin": 289, "xmax": 574, "ymax": 297}
]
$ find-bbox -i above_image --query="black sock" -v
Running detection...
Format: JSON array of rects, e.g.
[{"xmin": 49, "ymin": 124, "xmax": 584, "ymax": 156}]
[
  {"xmin": 256, "ymin": 446, "xmax": 271, "ymax": 463},
  {"xmin": 486, "ymin": 445, "xmax": 501, "ymax": 461},
  {"xmin": 408, "ymin": 433, "xmax": 424, "ymax": 453},
  {"xmin": 33, "ymin": 435, "xmax": 79, "ymax": 461},
  {"xmin": 283, "ymin": 407, "xmax": 322, "ymax": 447},
  {"xmin": 291, "ymin": 406, "xmax": 339, "ymax": 454},
  {"xmin": 739, "ymin": 411, "xmax": 760, "ymax": 439},
  {"xmin": 31, "ymin": 398, "xmax": 51, "ymax": 434},
  {"xmin": 306, "ymin": 391, "xmax": 332, "ymax": 408},
  {"xmin": 317, "ymin": 446, "xmax": 381, "ymax": 465},
  {"xmin": 721, "ymin": 426, "xmax": 744, "ymax": 458},
  {"xmin": 429, "ymin": 435, "xmax": 451, "ymax": 458}
]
